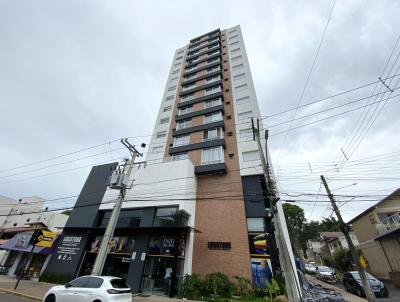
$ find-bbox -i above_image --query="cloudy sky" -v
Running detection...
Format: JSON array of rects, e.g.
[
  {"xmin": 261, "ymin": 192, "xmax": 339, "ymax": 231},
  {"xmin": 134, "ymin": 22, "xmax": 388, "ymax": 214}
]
[{"xmin": 0, "ymin": 0, "xmax": 399, "ymax": 221}]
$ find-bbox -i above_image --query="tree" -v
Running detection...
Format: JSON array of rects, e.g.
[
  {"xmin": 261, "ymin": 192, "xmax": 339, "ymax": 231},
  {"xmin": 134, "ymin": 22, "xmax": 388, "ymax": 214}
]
[
  {"xmin": 282, "ymin": 203, "xmax": 305, "ymax": 251},
  {"xmin": 61, "ymin": 210, "xmax": 71, "ymax": 216},
  {"xmin": 320, "ymin": 217, "xmax": 340, "ymax": 232}
]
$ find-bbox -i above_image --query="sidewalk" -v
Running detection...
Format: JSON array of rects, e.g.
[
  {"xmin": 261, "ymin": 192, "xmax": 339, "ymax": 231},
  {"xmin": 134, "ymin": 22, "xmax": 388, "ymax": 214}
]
[
  {"xmin": 0, "ymin": 275, "xmax": 196, "ymax": 302},
  {"xmin": 306, "ymin": 275, "xmax": 366, "ymax": 302}
]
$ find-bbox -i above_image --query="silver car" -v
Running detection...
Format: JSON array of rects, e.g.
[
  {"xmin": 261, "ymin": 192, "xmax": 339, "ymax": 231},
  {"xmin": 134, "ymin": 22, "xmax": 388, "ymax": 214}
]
[{"xmin": 305, "ymin": 263, "xmax": 317, "ymax": 274}]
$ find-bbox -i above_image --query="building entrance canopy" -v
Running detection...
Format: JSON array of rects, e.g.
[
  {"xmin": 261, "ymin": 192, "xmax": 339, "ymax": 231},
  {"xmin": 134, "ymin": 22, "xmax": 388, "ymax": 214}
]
[{"xmin": 0, "ymin": 232, "xmax": 58, "ymax": 254}]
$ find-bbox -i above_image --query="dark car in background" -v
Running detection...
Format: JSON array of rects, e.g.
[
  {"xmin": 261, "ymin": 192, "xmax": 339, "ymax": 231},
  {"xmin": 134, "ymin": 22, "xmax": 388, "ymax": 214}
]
[
  {"xmin": 342, "ymin": 271, "xmax": 389, "ymax": 298},
  {"xmin": 316, "ymin": 266, "xmax": 337, "ymax": 283}
]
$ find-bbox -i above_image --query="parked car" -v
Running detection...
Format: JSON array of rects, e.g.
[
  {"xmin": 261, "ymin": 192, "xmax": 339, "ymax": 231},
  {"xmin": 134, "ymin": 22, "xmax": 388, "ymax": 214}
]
[
  {"xmin": 342, "ymin": 271, "xmax": 389, "ymax": 298},
  {"xmin": 316, "ymin": 266, "xmax": 337, "ymax": 283},
  {"xmin": 42, "ymin": 275, "xmax": 132, "ymax": 302},
  {"xmin": 305, "ymin": 263, "xmax": 317, "ymax": 274}
]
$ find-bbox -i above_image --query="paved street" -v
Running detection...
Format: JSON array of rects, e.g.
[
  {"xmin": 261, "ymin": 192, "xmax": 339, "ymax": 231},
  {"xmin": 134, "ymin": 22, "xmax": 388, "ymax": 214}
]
[
  {"xmin": 0, "ymin": 292, "xmax": 35, "ymax": 302},
  {"xmin": 307, "ymin": 274, "xmax": 400, "ymax": 302}
]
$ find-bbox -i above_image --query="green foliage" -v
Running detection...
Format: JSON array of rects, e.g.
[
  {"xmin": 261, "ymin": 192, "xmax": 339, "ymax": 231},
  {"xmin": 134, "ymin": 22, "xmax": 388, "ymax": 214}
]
[
  {"xmin": 333, "ymin": 248, "xmax": 352, "ymax": 272},
  {"xmin": 322, "ymin": 255, "xmax": 335, "ymax": 268},
  {"xmin": 204, "ymin": 272, "xmax": 235, "ymax": 297},
  {"xmin": 265, "ymin": 279, "xmax": 280, "ymax": 301},
  {"xmin": 234, "ymin": 276, "xmax": 253, "ymax": 297},
  {"xmin": 320, "ymin": 217, "xmax": 340, "ymax": 232},
  {"xmin": 39, "ymin": 272, "xmax": 70, "ymax": 284},
  {"xmin": 178, "ymin": 274, "xmax": 204, "ymax": 300}
]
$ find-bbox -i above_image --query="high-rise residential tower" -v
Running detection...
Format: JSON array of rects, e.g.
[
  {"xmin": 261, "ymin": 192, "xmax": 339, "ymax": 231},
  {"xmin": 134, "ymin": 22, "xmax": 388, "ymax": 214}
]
[
  {"xmin": 146, "ymin": 25, "xmax": 272, "ymax": 280},
  {"xmin": 44, "ymin": 25, "xmax": 278, "ymax": 296}
]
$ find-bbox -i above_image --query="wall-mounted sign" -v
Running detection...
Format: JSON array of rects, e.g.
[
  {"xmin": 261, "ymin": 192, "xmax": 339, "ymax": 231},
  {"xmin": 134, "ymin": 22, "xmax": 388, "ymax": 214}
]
[
  {"xmin": 34, "ymin": 230, "xmax": 56, "ymax": 248},
  {"xmin": 207, "ymin": 241, "xmax": 231, "ymax": 250},
  {"xmin": 141, "ymin": 252, "xmax": 146, "ymax": 261},
  {"xmin": 57, "ymin": 236, "xmax": 83, "ymax": 262}
]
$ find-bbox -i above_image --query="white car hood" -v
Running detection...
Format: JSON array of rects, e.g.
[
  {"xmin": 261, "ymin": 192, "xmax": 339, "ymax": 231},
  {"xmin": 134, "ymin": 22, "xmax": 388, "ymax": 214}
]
[{"xmin": 320, "ymin": 272, "xmax": 333, "ymax": 275}]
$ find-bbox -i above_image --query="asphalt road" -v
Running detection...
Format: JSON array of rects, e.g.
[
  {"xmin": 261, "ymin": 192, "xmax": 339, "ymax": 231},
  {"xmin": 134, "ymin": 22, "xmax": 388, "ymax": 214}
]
[{"xmin": 0, "ymin": 292, "xmax": 37, "ymax": 302}]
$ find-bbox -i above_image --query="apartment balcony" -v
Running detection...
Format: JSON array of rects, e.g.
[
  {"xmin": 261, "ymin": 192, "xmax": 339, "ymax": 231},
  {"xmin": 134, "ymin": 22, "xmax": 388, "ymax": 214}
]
[
  {"xmin": 181, "ymin": 68, "xmax": 222, "ymax": 86},
  {"xmin": 183, "ymin": 61, "xmax": 221, "ymax": 78},
  {"xmin": 173, "ymin": 119, "xmax": 224, "ymax": 136},
  {"xmin": 177, "ymin": 90, "xmax": 223, "ymax": 108},
  {"xmin": 175, "ymin": 104, "xmax": 224, "ymax": 122},
  {"xmin": 195, "ymin": 161, "xmax": 227, "ymax": 175},
  {"xmin": 169, "ymin": 137, "xmax": 225, "ymax": 154},
  {"xmin": 179, "ymin": 80, "xmax": 222, "ymax": 97},
  {"xmin": 376, "ymin": 212, "xmax": 400, "ymax": 235},
  {"xmin": 184, "ymin": 53, "xmax": 221, "ymax": 70}
]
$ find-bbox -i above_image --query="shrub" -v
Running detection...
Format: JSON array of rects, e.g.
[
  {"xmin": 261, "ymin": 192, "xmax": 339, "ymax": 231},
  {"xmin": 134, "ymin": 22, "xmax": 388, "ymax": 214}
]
[
  {"xmin": 233, "ymin": 275, "xmax": 253, "ymax": 297},
  {"xmin": 178, "ymin": 274, "xmax": 205, "ymax": 300},
  {"xmin": 204, "ymin": 272, "xmax": 234, "ymax": 297},
  {"xmin": 322, "ymin": 255, "xmax": 335, "ymax": 268}
]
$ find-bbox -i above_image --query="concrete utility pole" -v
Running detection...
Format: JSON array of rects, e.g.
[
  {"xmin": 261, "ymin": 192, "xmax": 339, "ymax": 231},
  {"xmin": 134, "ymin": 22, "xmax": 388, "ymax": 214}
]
[
  {"xmin": 91, "ymin": 139, "xmax": 144, "ymax": 276},
  {"xmin": 320, "ymin": 175, "xmax": 376, "ymax": 302},
  {"xmin": 252, "ymin": 119, "xmax": 301, "ymax": 301}
]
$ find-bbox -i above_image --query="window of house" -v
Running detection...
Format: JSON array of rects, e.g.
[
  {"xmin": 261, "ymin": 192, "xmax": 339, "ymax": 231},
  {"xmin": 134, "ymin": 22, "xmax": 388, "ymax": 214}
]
[
  {"xmin": 177, "ymin": 49, "xmax": 184, "ymax": 54},
  {"xmin": 204, "ymin": 128, "xmax": 223, "ymax": 141},
  {"xmin": 204, "ymin": 111, "xmax": 222, "ymax": 124},
  {"xmin": 170, "ymin": 76, "xmax": 178, "ymax": 82},
  {"xmin": 173, "ymin": 62, "xmax": 181, "ymax": 68},
  {"xmin": 238, "ymin": 111, "xmax": 252, "ymax": 120},
  {"xmin": 176, "ymin": 55, "xmax": 183, "ymax": 61},
  {"xmin": 239, "ymin": 128, "xmax": 252, "ymax": 138},
  {"xmin": 166, "ymin": 95, "xmax": 175, "ymax": 102},
  {"xmin": 235, "ymin": 83, "xmax": 248, "ymax": 91},
  {"xmin": 229, "ymin": 34, "xmax": 239, "ymax": 39},
  {"xmin": 163, "ymin": 105, "xmax": 172, "ymax": 112},
  {"xmin": 179, "ymin": 105, "xmax": 193, "ymax": 115},
  {"xmin": 160, "ymin": 117, "xmax": 170, "ymax": 124},
  {"xmin": 184, "ymin": 73, "xmax": 197, "ymax": 81},
  {"xmin": 230, "ymin": 48, "xmax": 240, "ymax": 54},
  {"xmin": 176, "ymin": 119, "xmax": 192, "ymax": 130},
  {"xmin": 180, "ymin": 93, "xmax": 195, "ymax": 102},
  {"xmin": 204, "ymin": 98, "xmax": 222, "ymax": 109},
  {"xmin": 208, "ymin": 43, "xmax": 220, "ymax": 50},
  {"xmin": 168, "ymin": 85, "xmax": 177, "ymax": 92},
  {"xmin": 232, "ymin": 63, "xmax": 244, "ymax": 70},
  {"xmin": 230, "ymin": 41, "xmax": 239, "ymax": 47},
  {"xmin": 154, "ymin": 207, "xmax": 179, "ymax": 226},
  {"xmin": 185, "ymin": 65, "xmax": 198, "ymax": 72},
  {"xmin": 206, "ymin": 75, "xmax": 221, "ymax": 83},
  {"xmin": 208, "ymin": 50, "xmax": 220, "ymax": 56},
  {"xmin": 205, "ymin": 85, "xmax": 222, "ymax": 95},
  {"xmin": 152, "ymin": 146, "xmax": 164, "ymax": 153},
  {"xmin": 242, "ymin": 150, "xmax": 260, "ymax": 162},
  {"xmin": 207, "ymin": 57, "xmax": 220, "ymax": 64},
  {"xmin": 247, "ymin": 218, "xmax": 265, "ymax": 232},
  {"xmin": 231, "ymin": 55, "xmax": 242, "ymax": 62},
  {"xmin": 172, "ymin": 153, "xmax": 188, "ymax": 161},
  {"xmin": 172, "ymin": 69, "xmax": 180, "ymax": 75},
  {"xmin": 233, "ymin": 73, "xmax": 245, "ymax": 81},
  {"xmin": 206, "ymin": 66, "xmax": 221, "ymax": 74},
  {"xmin": 236, "ymin": 96, "xmax": 250, "ymax": 104},
  {"xmin": 202, "ymin": 146, "xmax": 224, "ymax": 164},
  {"xmin": 156, "ymin": 131, "xmax": 167, "ymax": 138},
  {"xmin": 173, "ymin": 135, "xmax": 190, "ymax": 147},
  {"xmin": 182, "ymin": 83, "xmax": 196, "ymax": 91}
]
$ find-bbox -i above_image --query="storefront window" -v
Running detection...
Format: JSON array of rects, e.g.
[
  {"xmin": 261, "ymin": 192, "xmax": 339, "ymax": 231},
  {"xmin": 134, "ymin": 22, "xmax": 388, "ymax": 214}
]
[
  {"xmin": 153, "ymin": 207, "xmax": 179, "ymax": 227},
  {"xmin": 247, "ymin": 218, "xmax": 265, "ymax": 232},
  {"xmin": 98, "ymin": 210, "xmax": 141, "ymax": 228}
]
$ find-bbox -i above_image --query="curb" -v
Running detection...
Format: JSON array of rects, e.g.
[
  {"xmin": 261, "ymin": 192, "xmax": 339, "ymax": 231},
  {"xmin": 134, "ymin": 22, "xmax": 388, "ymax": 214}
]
[{"xmin": 0, "ymin": 287, "xmax": 42, "ymax": 301}]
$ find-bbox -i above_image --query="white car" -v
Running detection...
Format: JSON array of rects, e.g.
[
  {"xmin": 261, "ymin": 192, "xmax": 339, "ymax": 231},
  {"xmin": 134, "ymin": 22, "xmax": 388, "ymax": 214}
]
[{"xmin": 42, "ymin": 275, "xmax": 132, "ymax": 302}]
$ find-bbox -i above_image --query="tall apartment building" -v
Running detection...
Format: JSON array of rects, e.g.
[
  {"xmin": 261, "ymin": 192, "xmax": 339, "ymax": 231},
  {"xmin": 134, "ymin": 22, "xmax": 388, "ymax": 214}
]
[{"xmin": 44, "ymin": 25, "xmax": 277, "ymax": 296}]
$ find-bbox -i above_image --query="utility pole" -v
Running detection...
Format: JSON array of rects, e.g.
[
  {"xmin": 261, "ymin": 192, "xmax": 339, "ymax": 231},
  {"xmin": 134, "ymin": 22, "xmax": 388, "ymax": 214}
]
[
  {"xmin": 252, "ymin": 119, "xmax": 301, "ymax": 301},
  {"xmin": 91, "ymin": 139, "xmax": 145, "ymax": 276},
  {"xmin": 320, "ymin": 175, "xmax": 376, "ymax": 302}
]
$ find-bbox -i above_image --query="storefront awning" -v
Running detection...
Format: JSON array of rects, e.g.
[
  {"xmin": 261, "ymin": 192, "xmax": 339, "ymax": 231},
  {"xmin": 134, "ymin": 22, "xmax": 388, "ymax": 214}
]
[{"xmin": 0, "ymin": 233, "xmax": 59, "ymax": 254}]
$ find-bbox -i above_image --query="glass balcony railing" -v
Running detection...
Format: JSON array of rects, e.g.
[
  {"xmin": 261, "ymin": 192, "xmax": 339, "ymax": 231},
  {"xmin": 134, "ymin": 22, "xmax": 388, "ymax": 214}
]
[{"xmin": 376, "ymin": 212, "xmax": 400, "ymax": 234}]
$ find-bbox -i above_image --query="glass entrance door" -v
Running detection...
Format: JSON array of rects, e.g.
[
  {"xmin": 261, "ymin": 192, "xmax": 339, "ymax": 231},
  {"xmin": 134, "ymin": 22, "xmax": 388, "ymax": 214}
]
[{"xmin": 141, "ymin": 256, "xmax": 175, "ymax": 296}]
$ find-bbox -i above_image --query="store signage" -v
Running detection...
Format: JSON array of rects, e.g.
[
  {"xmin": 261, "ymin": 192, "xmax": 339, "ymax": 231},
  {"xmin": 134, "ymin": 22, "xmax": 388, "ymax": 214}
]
[
  {"xmin": 57, "ymin": 236, "xmax": 83, "ymax": 262},
  {"xmin": 207, "ymin": 241, "xmax": 231, "ymax": 250},
  {"xmin": 34, "ymin": 230, "xmax": 56, "ymax": 248},
  {"xmin": 13, "ymin": 233, "xmax": 32, "ymax": 249}
]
